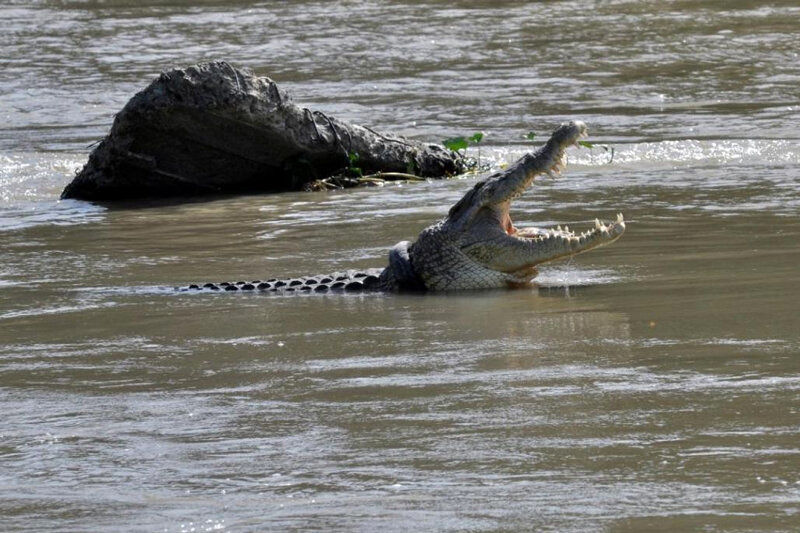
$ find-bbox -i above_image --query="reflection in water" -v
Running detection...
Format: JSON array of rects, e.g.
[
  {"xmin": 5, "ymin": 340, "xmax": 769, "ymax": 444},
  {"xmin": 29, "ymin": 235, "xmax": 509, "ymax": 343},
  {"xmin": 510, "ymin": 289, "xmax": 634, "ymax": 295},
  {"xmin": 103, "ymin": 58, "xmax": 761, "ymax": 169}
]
[{"xmin": 1, "ymin": 0, "xmax": 800, "ymax": 531}]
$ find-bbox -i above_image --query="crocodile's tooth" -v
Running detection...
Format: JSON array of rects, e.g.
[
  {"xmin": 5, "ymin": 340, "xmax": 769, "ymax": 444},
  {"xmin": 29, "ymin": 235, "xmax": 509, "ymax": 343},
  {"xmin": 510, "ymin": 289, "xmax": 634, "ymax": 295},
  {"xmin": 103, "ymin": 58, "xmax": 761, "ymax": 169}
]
[
  {"xmin": 557, "ymin": 225, "xmax": 562, "ymax": 232},
  {"xmin": 617, "ymin": 212, "xmax": 624, "ymax": 222},
  {"xmin": 595, "ymin": 218, "xmax": 601, "ymax": 230},
  {"xmin": 564, "ymin": 225, "xmax": 570, "ymax": 233}
]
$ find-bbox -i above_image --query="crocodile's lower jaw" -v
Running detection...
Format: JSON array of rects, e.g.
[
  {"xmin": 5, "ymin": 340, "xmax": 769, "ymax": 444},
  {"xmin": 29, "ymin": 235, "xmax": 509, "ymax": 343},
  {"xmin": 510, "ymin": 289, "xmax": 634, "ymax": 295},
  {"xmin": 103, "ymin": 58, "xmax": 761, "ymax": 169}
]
[{"xmin": 516, "ymin": 213, "xmax": 627, "ymax": 266}]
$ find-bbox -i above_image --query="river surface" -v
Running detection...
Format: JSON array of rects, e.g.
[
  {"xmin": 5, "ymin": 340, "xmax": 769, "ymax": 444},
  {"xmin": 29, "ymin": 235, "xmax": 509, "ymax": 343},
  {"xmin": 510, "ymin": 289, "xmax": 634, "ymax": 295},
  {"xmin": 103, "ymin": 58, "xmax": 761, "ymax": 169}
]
[{"xmin": 2, "ymin": 1, "xmax": 800, "ymax": 531}]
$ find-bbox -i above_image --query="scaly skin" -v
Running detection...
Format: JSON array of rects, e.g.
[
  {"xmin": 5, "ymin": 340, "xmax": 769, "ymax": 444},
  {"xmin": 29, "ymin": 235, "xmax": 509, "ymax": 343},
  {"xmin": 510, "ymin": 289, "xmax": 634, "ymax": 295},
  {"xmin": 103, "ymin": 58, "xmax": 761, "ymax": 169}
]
[
  {"xmin": 392, "ymin": 120, "xmax": 626, "ymax": 291},
  {"xmin": 183, "ymin": 121, "xmax": 625, "ymax": 293}
]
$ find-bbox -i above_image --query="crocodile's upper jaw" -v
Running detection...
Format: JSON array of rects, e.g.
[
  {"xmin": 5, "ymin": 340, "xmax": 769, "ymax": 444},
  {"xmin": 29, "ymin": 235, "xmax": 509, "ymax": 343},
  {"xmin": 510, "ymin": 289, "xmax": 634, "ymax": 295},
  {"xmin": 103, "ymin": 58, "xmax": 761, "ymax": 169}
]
[{"xmin": 407, "ymin": 121, "xmax": 626, "ymax": 291}]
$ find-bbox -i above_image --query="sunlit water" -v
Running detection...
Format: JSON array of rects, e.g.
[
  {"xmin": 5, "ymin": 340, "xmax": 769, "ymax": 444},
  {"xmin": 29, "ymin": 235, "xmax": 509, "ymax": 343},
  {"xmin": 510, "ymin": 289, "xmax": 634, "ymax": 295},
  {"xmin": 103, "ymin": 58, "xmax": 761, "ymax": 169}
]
[{"xmin": 1, "ymin": 1, "xmax": 800, "ymax": 531}]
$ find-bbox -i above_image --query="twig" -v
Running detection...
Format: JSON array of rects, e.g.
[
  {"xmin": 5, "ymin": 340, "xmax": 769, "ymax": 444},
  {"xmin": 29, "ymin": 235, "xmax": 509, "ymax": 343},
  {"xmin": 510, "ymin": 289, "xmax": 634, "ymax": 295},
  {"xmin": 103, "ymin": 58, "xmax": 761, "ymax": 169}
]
[
  {"xmin": 306, "ymin": 171, "xmax": 425, "ymax": 192},
  {"xmin": 357, "ymin": 177, "xmax": 385, "ymax": 185},
  {"xmin": 360, "ymin": 172, "xmax": 425, "ymax": 181}
]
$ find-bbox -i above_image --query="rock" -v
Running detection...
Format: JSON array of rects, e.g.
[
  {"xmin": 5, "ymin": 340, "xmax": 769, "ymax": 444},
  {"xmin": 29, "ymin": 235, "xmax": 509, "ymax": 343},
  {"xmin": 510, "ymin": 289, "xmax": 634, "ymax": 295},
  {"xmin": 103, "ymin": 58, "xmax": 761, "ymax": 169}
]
[{"xmin": 61, "ymin": 61, "xmax": 465, "ymax": 201}]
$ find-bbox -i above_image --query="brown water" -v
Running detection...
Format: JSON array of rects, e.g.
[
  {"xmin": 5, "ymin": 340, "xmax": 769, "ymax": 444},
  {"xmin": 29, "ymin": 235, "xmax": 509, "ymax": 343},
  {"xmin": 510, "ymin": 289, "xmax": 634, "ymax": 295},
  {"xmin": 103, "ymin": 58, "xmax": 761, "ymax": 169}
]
[{"xmin": 2, "ymin": 1, "xmax": 800, "ymax": 531}]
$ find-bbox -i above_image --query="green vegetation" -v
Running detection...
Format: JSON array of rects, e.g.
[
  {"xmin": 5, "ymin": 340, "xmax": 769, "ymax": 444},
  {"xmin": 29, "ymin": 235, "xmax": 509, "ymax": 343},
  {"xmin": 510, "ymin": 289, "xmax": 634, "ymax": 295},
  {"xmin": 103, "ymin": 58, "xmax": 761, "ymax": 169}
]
[
  {"xmin": 468, "ymin": 132, "xmax": 484, "ymax": 144},
  {"xmin": 442, "ymin": 136, "xmax": 469, "ymax": 152},
  {"xmin": 577, "ymin": 140, "xmax": 615, "ymax": 163},
  {"xmin": 346, "ymin": 151, "xmax": 363, "ymax": 178},
  {"xmin": 405, "ymin": 155, "xmax": 418, "ymax": 176},
  {"xmin": 442, "ymin": 131, "xmax": 486, "ymax": 169}
]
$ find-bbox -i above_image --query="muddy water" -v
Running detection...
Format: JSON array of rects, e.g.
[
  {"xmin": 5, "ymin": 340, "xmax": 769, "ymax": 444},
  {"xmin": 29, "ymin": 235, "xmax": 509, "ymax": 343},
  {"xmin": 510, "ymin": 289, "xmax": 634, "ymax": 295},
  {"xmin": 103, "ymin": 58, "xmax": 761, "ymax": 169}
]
[{"xmin": 2, "ymin": 1, "xmax": 800, "ymax": 531}]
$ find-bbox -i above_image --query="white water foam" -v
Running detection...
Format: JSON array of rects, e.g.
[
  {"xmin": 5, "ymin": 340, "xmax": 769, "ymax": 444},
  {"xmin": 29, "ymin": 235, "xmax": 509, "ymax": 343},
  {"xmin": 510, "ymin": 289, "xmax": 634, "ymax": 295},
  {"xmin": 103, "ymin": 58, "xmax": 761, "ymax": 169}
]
[
  {"xmin": 0, "ymin": 152, "xmax": 105, "ymax": 231},
  {"xmin": 484, "ymin": 138, "xmax": 800, "ymax": 170}
]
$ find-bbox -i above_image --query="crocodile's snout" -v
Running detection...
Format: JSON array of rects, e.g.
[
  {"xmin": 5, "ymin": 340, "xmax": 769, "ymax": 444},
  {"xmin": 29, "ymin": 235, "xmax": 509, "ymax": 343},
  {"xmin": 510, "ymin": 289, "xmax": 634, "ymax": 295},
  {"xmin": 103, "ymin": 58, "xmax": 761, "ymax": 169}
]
[{"xmin": 551, "ymin": 120, "xmax": 587, "ymax": 146}]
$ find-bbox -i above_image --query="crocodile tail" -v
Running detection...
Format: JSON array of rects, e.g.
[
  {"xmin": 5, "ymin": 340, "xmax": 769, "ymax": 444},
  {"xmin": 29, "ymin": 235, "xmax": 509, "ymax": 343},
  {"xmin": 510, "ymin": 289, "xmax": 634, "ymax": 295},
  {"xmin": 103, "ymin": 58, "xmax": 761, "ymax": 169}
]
[{"xmin": 179, "ymin": 268, "xmax": 385, "ymax": 293}]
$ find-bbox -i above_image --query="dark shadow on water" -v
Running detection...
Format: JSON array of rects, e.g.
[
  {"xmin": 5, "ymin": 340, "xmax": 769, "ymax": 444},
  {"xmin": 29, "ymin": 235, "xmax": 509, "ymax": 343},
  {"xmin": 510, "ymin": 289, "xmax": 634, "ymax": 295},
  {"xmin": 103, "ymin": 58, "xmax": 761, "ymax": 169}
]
[{"xmin": 85, "ymin": 190, "xmax": 284, "ymax": 211}]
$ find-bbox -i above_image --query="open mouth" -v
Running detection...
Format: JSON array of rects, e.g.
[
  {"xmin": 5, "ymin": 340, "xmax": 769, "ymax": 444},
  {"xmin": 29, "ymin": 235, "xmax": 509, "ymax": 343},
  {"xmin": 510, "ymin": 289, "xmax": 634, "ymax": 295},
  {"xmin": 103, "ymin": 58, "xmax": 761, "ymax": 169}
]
[
  {"xmin": 513, "ymin": 213, "xmax": 626, "ymax": 244},
  {"xmin": 504, "ymin": 123, "xmax": 626, "ymax": 254}
]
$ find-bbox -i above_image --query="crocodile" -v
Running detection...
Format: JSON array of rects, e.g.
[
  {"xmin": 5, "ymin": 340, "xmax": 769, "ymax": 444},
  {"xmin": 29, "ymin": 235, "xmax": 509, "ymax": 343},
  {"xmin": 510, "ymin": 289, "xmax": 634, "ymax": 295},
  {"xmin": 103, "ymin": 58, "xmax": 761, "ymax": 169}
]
[{"xmin": 182, "ymin": 121, "xmax": 625, "ymax": 293}]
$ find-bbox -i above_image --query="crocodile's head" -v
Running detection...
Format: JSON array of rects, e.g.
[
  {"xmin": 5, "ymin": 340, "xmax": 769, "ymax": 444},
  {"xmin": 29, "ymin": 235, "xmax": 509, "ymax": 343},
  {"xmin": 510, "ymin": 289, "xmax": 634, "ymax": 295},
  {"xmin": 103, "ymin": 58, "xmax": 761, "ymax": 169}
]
[{"xmin": 404, "ymin": 121, "xmax": 626, "ymax": 291}]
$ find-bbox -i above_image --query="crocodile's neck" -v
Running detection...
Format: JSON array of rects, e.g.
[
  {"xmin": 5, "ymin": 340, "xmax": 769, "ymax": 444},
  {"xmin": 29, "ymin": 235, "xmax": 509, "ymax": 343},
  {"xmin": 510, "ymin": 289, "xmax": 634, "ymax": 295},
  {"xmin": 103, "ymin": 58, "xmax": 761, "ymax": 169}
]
[{"xmin": 376, "ymin": 240, "xmax": 426, "ymax": 292}]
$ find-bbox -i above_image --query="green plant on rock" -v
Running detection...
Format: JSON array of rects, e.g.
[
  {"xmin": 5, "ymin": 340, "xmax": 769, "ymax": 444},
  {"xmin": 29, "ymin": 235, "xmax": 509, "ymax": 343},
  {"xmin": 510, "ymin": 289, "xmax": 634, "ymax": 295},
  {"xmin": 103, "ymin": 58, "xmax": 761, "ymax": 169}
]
[
  {"xmin": 346, "ymin": 151, "xmax": 363, "ymax": 177},
  {"xmin": 442, "ymin": 131, "xmax": 487, "ymax": 170},
  {"xmin": 405, "ymin": 154, "xmax": 419, "ymax": 176}
]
